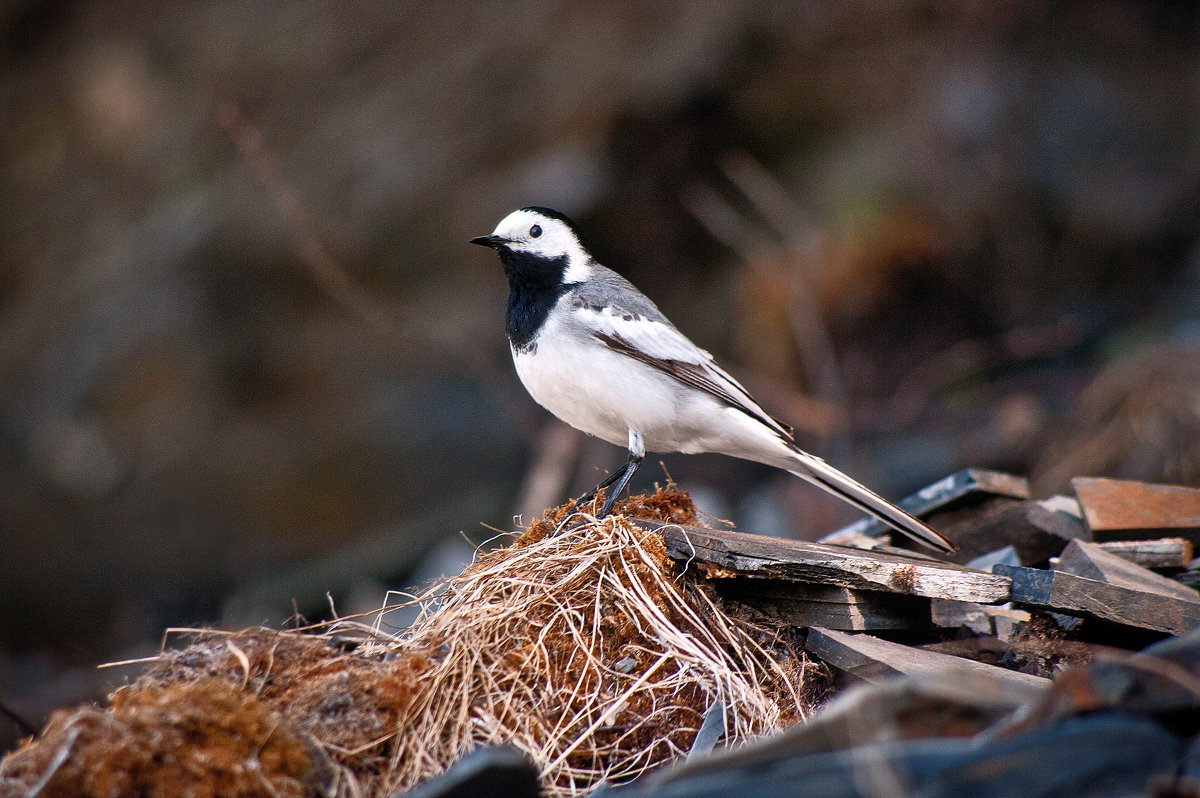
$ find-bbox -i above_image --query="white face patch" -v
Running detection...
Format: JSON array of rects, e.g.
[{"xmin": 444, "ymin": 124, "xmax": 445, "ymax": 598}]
[{"xmin": 489, "ymin": 209, "xmax": 593, "ymax": 283}]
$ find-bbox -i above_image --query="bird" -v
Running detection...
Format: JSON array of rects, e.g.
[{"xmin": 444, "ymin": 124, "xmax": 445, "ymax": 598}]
[{"xmin": 470, "ymin": 207, "xmax": 955, "ymax": 554}]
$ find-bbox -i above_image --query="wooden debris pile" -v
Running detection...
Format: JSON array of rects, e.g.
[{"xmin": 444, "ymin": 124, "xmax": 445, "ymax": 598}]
[
  {"xmin": 3, "ymin": 471, "xmax": 1200, "ymax": 798},
  {"xmin": 612, "ymin": 469, "xmax": 1200, "ymax": 798}
]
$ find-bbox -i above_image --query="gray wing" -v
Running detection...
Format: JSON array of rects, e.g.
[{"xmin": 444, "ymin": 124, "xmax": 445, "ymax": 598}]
[{"xmin": 570, "ymin": 265, "xmax": 795, "ymax": 441}]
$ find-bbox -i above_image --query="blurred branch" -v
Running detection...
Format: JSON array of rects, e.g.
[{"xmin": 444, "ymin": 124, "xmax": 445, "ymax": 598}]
[
  {"xmin": 685, "ymin": 152, "xmax": 847, "ymax": 435},
  {"xmin": 719, "ymin": 153, "xmax": 848, "ymax": 411},
  {"xmin": 218, "ymin": 103, "xmax": 394, "ymax": 334},
  {"xmin": 719, "ymin": 151, "xmax": 814, "ymax": 250}
]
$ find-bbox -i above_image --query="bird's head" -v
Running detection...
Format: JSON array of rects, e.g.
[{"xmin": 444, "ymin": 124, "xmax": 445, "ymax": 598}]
[{"xmin": 470, "ymin": 207, "xmax": 593, "ymax": 284}]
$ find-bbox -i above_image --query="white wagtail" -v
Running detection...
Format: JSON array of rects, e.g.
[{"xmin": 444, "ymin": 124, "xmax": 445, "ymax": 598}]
[{"xmin": 471, "ymin": 207, "xmax": 955, "ymax": 554}]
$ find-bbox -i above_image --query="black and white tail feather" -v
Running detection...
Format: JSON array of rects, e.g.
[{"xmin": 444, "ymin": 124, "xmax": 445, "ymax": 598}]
[{"xmin": 471, "ymin": 207, "xmax": 955, "ymax": 554}]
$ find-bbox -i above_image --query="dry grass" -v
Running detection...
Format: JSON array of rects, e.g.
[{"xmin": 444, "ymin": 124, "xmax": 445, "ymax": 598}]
[{"xmin": 0, "ymin": 489, "xmax": 818, "ymax": 797}]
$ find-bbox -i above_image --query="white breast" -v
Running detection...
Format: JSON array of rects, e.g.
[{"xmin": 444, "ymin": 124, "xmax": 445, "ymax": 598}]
[{"xmin": 511, "ymin": 305, "xmax": 685, "ymax": 450}]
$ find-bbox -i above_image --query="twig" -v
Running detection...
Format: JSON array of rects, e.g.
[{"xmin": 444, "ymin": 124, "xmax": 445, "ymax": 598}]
[{"xmin": 217, "ymin": 103, "xmax": 393, "ymax": 334}]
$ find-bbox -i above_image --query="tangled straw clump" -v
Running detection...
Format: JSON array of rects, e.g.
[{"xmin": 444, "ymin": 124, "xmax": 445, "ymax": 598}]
[
  {"xmin": 387, "ymin": 497, "xmax": 811, "ymax": 794},
  {"xmin": 0, "ymin": 490, "xmax": 817, "ymax": 797}
]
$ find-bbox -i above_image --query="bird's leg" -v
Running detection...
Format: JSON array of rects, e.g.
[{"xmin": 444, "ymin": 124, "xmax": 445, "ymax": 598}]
[
  {"xmin": 596, "ymin": 450, "xmax": 644, "ymax": 517},
  {"xmin": 565, "ymin": 431, "xmax": 645, "ymax": 518},
  {"xmin": 594, "ymin": 430, "xmax": 645, "ymax": 518},
  {"xmin": 569, "ymin": 465, "xmax": 626, "ymax": 511}
]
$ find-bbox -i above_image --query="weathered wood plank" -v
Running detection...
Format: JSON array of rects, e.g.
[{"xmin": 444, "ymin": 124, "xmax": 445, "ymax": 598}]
[
  {"xmin": 656, "ymin": 672, "xmax": 1050, "ymax": 784},
  {"xmin": 929, "ymin": 599, "xmax": 1030, "ymax": 638},
  {"xmin": 1073, "ymin": 476, "xmax": 1200, "ymax": 541},
  {"xmin": 1092, "ymin": 538, "xmax": 1193, "ymax": 570},
  {"xmin": 820, "ymin": 468, "xmax": 1030, "ymax": 545},
  {"xmin": 930, "ymin": 599, "xmax": 993, "ymax": 634},
  {"xmin": 964, "ymin": 544, "xmax": 1020, "ymax": 571},
  {"xmin": 716, "ymin": 580, "xmax": 930, "ymax": 631},
  {"xmin": 805, "ymin": 627, "xmax": 1050, "ymax": 696},
  {"xmin": 402, "ymin": 746, "xmax": 540, "ymax": 798},
  {"xmin": 640, "ymin": 521, "xmax": 1012, "ymax": 603},
  {"xmin": 1027, "ymin": 497, "xmax": 1089, "ymax": 540},
  {"xmin": 1054, "ymin": 540, "xmax": 1199, "ymax": 602},
  {"xmin": 930, "ymin": 499, "xmax": 1082, "ymax": 566},
  {"xmin": 994, "ymin": 563, "xmax": 1200, "ymax": 634}
]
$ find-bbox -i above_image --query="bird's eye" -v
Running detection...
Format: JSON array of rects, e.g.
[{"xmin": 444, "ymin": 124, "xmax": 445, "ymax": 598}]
[{"xmin": 529, "ymin": 225, "xmax": 542, "ymax": 238}]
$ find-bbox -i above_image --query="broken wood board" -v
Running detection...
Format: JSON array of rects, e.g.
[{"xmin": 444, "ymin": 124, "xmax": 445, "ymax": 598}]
[
  {"xmin": 933, "ymin": 500, "xmax": 1082, "ymax": 567},
  {"xmin": 930, "ymin": 599, "xmax": 1030, "ymax": 638},
  {"xmin": 1072, "ymin": 477, "xmax": 1200, "ymax": 542},
  {"xmin": 638, "ymin": 521, "xmax": 1011, "ymax": 603},
  {"xmin": 994, "ymin": 563, "xmax": 1200, "ymax": 635},
  {"xmin": 715, "ymin": 580, "xmax": 930, "ymax": 631},
  {"xmin": 805, "ymin": 627, "xmax": 1049, "ymax": 699},
  {"xmin": 930, "ymin": 599, "xmax": 993, "ymax": 635},
  {"xmin": 820, "ymin": 468, "xmax": 1030, "ymax": 545},
  {"xmin": 1092, "ymin": 538, "xmax": 1193, "ymax": 570},
  {"xmin": 1054, "ymin": 540, "xmax": 1199, "ymax": 602},
  {"xmin": 1026, "ymin": 500, "xmax": 1089, "ymax": 542}
]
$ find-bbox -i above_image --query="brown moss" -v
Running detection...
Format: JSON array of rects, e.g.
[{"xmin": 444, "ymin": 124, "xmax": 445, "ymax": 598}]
[
  {"xmin": 0, "ymin": 679, "xmax": 322, "ymax": 798},
  {"xmin": 136, "ymin": 631, "xmax": 433, "ymax": 785},
  {"xmin": 1008, "ymin": 612, "xmax": 1094, "ymax": 678},
  {"xmin": 518, "ymin": 484, "xmax": 697, "ymax": 546},
  {"xmin": 281, "ymin": 653, "xmax": 430, "ymax": 773}
]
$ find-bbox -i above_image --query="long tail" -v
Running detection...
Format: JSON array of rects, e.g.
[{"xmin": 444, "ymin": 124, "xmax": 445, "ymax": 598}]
[{"xmin": 788, "ymin": 450, "xmax": 956, "ymax": 554}]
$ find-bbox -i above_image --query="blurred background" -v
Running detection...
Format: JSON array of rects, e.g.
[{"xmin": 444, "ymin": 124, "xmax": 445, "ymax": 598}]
[{"xmin": 3, "ymin": 0, "xmax": 1200, "ymax": 750}]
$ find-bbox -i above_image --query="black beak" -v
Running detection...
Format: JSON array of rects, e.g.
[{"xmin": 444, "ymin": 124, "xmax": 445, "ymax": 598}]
[{"xmin": 469, "ymin": 234, "xmax": 508, "ymax": 249}]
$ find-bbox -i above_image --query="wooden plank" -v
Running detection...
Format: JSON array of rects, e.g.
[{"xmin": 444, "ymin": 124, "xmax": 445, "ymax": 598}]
[
  {"xmin": 641, "ymin": 521, "xmax": 1012, "ymax": 603},
  {"xmin": 1026, "ymin": 499, "xmax": 1089, "ymax": 542},
  {"xmin": 820, "ymin": 468, "xmax": 1030, "ymax": 545},
  {"xmin": 929, "ymin": 599, "xmax": 1029, "ymax": 637},
  {"xmin": 964, "ymin": 544, "xmax": 1020, "ymax": 571},
  {"xmin": 930, "ymin": 599, "xmax": 992, "ymax": 634},
  {"xmin": 717, "ymin": 580, "xmax": 930, "ymax": 631},
  {"xmin": 1054, "ymin": 540, "xmax": 1200, "ymax": 602},
  {"xmin": 994, "ymin": 563, "xmax": 1200, "ymax": 634},
  {"xmin": 1073, "ymin": 476, "xmax": 1200, "ymax": 541},
  {"xmin": 805, "ymin": 627, "xmax": 1049, "ymax": 697},
  {"xmin": 656, "ymin": 668, "xmax": 1052, "ymax": 785},
  {"xmin": 930, "ymin": 500, "xmax": 1080, "ymax": 566},
  {"xmin": 1093, "ymin": 538, "xmax": 1193, "ymax": 570},
  {"xmin": 1053, "ymin": 628, "xmax": 1200, "ymax": 721}
]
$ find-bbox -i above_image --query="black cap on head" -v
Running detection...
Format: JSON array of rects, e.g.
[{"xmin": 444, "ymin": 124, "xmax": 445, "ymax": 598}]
[{"xmin": 519, "ymin": 206, "xmax": 579, "ymax": 232}]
